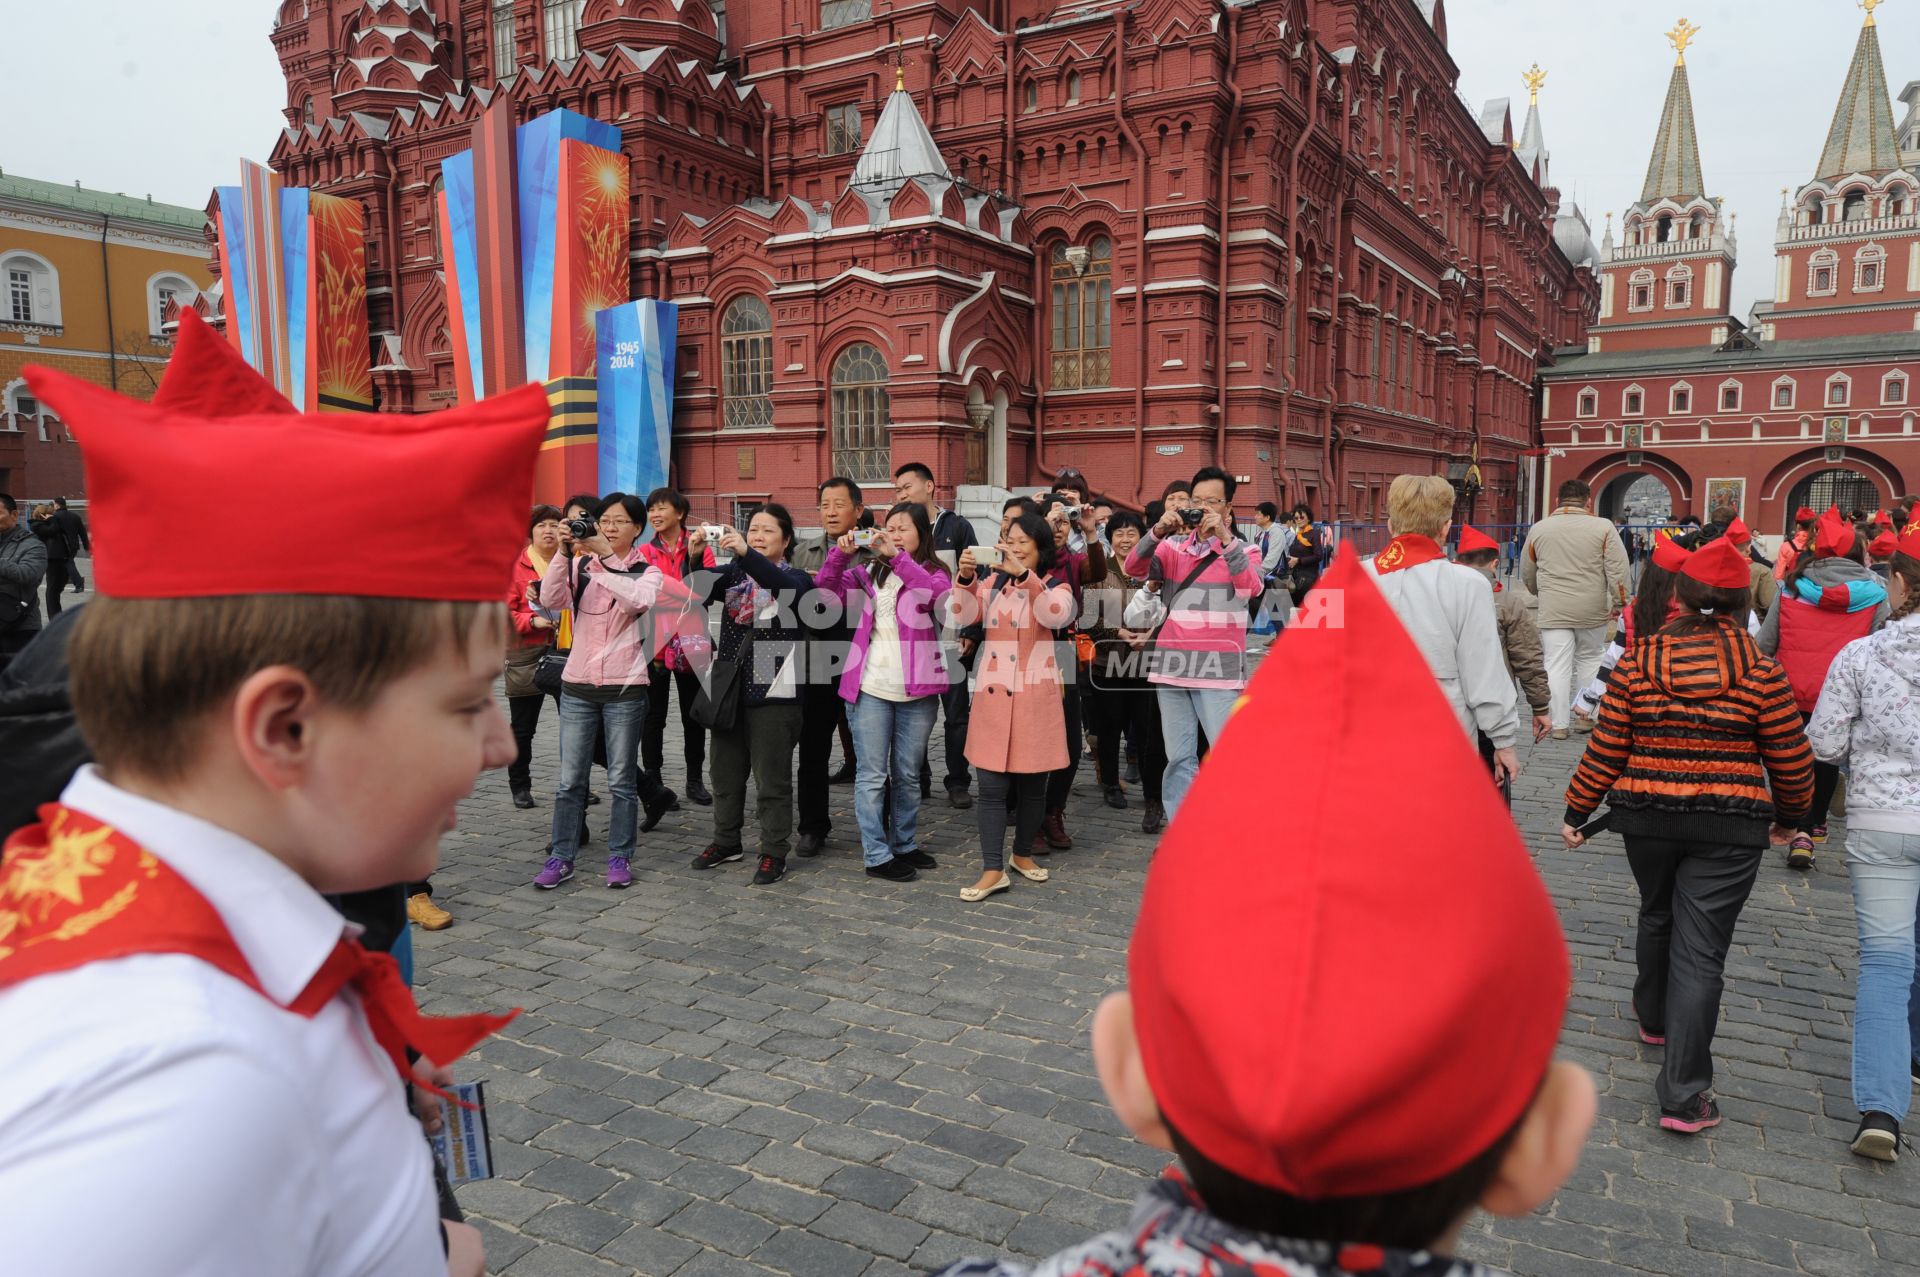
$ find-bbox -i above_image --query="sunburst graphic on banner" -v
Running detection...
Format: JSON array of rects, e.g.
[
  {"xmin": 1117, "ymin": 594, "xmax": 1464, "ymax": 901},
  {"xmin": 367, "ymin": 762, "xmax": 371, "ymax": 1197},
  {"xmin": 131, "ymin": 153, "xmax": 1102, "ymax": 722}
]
[
  {"xmin": 571, "ymin": 147, "xmax": 631, "ymax": 361},
  {"xmin": 312, "ymin": 194, "xmax": 374, "ymax": 409}
]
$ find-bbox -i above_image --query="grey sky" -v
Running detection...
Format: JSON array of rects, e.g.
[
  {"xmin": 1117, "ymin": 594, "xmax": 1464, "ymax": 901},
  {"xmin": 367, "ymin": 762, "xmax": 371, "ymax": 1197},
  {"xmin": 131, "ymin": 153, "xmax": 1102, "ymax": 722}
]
[{"xmin": 2, "ymin": 1, "xmax": 1900, "ymax": 322}]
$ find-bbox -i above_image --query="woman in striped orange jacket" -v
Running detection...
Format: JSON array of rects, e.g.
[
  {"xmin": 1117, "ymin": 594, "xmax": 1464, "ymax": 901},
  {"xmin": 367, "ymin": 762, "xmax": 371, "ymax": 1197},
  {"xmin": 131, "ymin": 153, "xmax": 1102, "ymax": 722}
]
[{"xmin": 1561, "ymin": 538, "xmax": 1815, "ymax": 1136}]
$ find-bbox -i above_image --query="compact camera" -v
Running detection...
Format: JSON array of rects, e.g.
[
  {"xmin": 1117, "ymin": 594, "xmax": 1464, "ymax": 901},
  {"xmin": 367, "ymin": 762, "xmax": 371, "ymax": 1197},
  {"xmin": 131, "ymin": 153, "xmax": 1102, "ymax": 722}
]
[
  {"xmin": 567, "ymin": 516, "xmax": 597, "ymax": 539},
  {"xmin": 700, "ymin": 523, "xmax": 726, "ymax": 542},
  {"xmin": 972, "ymin": 545, "xmax": 1004, "ymax": 568},
  {"xmin": 852, "ymin": 528, "xmax": 880, "ymax": 549},
  {"xmin": 1179, "ymin": 507, "xmax": 1206, "ymax": 529}
]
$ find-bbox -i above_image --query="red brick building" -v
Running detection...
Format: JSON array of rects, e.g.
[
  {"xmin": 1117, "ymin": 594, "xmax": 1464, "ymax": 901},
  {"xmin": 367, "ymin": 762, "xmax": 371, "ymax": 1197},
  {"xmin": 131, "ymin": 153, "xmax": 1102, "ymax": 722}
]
[
  {"xmin": 252, "ymin": 0, "xmax": 1594, "ymax": 523},
  {"xmin": 1540, "ymin": 13, "xmax": 1920, "ymax": 538}
]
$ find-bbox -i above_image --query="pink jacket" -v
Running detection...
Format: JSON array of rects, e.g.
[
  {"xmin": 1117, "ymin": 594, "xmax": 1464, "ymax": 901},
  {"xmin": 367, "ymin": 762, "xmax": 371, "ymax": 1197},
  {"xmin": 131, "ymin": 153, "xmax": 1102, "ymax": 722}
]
[
  {"xmin": 638, "ymin": 533, "xmax": 717, "ymax": 671},
  {"xmin": 540, "ymin": 548, "xmax": 678, "ymax": 689},
  {"xmin": 815, "ymin": 547, "xmax": 952, "ymax": 702},
  {"xmin": 1123, "ymin": 533, "xmax": 1263, "ymax": 689}
]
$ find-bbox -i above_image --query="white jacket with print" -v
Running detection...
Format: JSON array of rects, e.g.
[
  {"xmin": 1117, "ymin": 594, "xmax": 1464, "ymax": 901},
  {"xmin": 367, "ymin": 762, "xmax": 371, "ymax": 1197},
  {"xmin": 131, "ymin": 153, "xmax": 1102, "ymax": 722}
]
[{"xmin": 1806, "ymin": 612, "xmax": 1920, "ymax": 835}]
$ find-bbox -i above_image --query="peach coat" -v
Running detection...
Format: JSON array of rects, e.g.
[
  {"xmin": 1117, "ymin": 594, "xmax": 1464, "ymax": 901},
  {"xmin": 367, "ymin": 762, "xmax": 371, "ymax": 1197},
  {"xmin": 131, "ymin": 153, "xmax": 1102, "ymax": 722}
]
[{"xmin": 959, "ymin": 571, "xmax": 1077, "ymax": 775}]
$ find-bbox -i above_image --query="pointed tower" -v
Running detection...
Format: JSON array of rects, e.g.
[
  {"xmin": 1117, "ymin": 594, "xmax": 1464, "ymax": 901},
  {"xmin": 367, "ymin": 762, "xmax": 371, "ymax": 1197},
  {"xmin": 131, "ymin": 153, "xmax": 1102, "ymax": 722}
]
[
  {"xmin": 1592, "ymin": 19, "xmax": 1738, "ymax": 352},
  {"xmin": 1515, "ymin": 64, "xmax": 1550, "ymax": 190},
  {"xmin": 1766, "ymin": 0, "xmax": 1920, "ymax": 341},
  {"xmin": 849, "ymin": 67, "xmax": 959, "ymax": 221}
]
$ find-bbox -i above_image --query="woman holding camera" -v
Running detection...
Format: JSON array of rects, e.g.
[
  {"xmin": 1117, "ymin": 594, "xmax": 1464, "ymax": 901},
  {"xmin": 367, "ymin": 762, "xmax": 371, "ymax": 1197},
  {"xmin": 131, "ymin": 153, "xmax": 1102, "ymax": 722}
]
[
  {"xmin": 1563, "ymin": 538, "xmax": 1814, "ymax": 1135},
  {"xmin": 954, "ymin": 510, "xmax": 1076, "ymax": 901},
  {"xmin": 535, "ymin": 492, "xmax": 683, "ymax": 891},
  {"xmin": 689, "ymin": 506, "xmax": 813, "ymax": 886},
  {"xmin": 816, "ymin": 503, "xmax": 952, "ymax": 883},
  {"xmin": 505, "ymin": 505, "xmax": 565, "ymax": 810}
]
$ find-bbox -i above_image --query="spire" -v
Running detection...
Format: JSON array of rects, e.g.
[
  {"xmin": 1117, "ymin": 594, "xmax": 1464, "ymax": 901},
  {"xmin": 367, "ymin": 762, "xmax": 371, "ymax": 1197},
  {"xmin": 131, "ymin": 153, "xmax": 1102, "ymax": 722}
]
[
  {"xmin": 1814, "ymin": 3, "xmax": 1902, "ymax": 180},
  {"xmin": 1640, "ymin": 21, "xmax": 1707, "ymax": 202},
  {"xmin": 850, "ymin": 80, "xmax": 955, "ymax": 209},
  {"xmin": 1515, "ymin": 64, "xmax": 1548, "ymax": 183}
]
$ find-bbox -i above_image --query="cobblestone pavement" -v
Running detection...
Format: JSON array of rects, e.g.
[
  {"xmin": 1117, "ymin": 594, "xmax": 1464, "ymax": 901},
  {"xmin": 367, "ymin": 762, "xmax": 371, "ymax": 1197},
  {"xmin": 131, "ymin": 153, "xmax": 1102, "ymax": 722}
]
[{"xmin": 419, "ymin": 696, "xmax": 1920, "ymax": 1277}]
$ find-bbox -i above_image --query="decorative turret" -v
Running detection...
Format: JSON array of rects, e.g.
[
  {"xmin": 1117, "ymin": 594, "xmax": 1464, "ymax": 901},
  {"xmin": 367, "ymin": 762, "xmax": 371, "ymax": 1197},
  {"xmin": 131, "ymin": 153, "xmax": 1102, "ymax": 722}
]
[
  {"xmin": 330, "ymin": 1, "xmax": 457, "ymax": 118},
  {"xmin": 848, "ymin": 69, "xmax": 960, "ymax": 223},
  {"xmin": 1815, "ymin": 0, "xmax": 1902, "ymax": 181},
  {"xmin": 1592, "ymin": 18, "xmax": 1738, "ymax": 353}
]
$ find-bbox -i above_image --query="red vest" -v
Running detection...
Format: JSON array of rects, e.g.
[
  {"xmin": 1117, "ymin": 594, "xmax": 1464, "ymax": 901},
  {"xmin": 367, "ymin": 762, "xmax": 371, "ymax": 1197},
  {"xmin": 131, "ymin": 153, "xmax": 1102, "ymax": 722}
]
[{"xmin": 1775, "ymin": 596, "xmax": 1877, "ymax": 713}]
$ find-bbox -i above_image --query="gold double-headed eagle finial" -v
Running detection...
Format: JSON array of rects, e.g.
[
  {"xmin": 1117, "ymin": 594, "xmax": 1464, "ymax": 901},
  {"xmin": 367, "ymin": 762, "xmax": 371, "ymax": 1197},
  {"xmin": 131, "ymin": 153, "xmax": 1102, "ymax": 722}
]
[
  {"xmin": 1667, "ymin": 17, "xmax": 1702, "ymax": 65},
  {"xmin": 1522, "ymin": 63, "xmax": 1547, "ymax": 106},
  {"xmin": 1862, "ymin": 0, "xmax": 1882, "ymax": 28}
]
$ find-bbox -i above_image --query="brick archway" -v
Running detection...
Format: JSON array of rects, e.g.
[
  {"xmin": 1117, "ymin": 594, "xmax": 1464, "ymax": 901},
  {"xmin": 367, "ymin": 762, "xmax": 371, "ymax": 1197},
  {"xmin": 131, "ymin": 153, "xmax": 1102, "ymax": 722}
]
[
  {"xmin": 1579, "ymin": 453, "xmax": 1692, "ymax": 519},
  {"xmin": 1761, "ymin": 447, "xmax": 1906, "ymax": 523}
]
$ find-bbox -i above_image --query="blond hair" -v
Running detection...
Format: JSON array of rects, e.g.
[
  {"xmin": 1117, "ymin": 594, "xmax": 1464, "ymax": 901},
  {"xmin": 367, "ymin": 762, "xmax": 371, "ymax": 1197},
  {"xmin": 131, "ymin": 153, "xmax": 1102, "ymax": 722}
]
[
  {"xmin": 1386, "ymin": 474, "xmax": 1457, "ymax": 540},
  {"xmin": 69, "ymin": 596, "xmax": 504, "ymax": 782}
]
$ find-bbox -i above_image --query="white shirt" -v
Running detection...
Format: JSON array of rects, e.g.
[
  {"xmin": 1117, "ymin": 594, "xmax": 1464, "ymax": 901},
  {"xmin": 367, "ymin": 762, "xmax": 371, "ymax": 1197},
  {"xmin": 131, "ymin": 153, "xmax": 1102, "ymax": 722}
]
[
  {"xmin": 861, "ymin": 574, "xmax": 913, "ymax": 702},
  {"xmin": 0, "ymin": 767, "xmax": 445, "ymax": 1277}
]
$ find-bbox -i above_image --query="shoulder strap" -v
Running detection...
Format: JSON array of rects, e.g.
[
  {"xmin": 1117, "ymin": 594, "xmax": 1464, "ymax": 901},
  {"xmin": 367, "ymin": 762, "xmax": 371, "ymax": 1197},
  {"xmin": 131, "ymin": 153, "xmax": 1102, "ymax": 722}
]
[{"xmin": 1168, "ymin": 550, "xmax": 1221, "ymax": 604}]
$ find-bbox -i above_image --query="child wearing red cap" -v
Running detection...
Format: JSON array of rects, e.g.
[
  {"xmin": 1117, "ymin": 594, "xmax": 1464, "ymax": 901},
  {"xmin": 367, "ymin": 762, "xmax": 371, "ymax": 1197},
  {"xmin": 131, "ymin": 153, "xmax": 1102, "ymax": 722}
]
[
  {"xmin": 1758, "ymin": 508, "xmax": 1890, "ymax": 865},
  {"xmin": 1774, "ymin": 507, "xmax": 1819, "ymax": 582},
  {"xmin": 936, "ymin": 549, "xmax": 1596, "ymax": 1277},
  {"xmin": 1454, "ymin": 525, "xmax": 1552, "ymax": 754},
  {"xmin": 1565, "ymin": 537, "xmax": 1814, "ymax": 1133},
  {"xmin": 0, "ymin": 313, "xmax": 542, "ymax": 1276}
]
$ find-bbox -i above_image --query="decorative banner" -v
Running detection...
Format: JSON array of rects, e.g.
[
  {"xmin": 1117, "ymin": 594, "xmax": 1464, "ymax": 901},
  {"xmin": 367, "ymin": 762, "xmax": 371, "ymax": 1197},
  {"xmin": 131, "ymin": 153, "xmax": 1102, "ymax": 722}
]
[
  {"xmin": 214, "ymin": 160, "xmax": 371, "ymax": 412},
  {"xmin": 439, "ymin": 104, "xmax": 629, "ymax": 499},
  {"xmin": 596, "ymin": 301, "xmax": 678, "ymax": 499}
]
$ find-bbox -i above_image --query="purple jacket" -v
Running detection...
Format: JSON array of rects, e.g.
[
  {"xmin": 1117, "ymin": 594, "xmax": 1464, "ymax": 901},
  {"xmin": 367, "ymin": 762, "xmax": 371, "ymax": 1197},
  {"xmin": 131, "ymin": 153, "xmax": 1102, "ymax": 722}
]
[{"xmin": 815, "ymin": 547, "xmax": 953, "ymax": 702}]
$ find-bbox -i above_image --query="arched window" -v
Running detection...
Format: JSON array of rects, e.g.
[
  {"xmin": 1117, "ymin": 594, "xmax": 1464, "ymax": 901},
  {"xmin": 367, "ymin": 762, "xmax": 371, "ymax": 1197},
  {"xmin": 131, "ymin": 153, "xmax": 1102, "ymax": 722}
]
[
  {"xmin": 301, "ymin": 96, "xmax": 316, "ymax": 126},
  {"xmin": 542, "ymin": 0, "xmax": 582, "ymax": 61},
  {"xmin": 1665, "ymin": 263, "xmax": 1693, "ymax": 308},
  {"xmin": 1, "ymin": 252, "xmax": 60, "ymax": 328},
  {"xmin": 1066, "ymin": 73, "xmax": 1081, "ymax": 105},
  {"xmin": 4, "ymin": 381, "xmax": 41, "ymax": 436},
  {"xmin": 1855, "ymin": 243, "xmax": 1886, "ymax": 292},
  {"xmin": 147, "ymin": 272, "xmax": 197, "ymax": 336},
  {"xmin": 830, "ymin": 343, "xmax": 891, "ymax": 482},
  {"xmin": 1843, "ymin": 189, "xmax": 1868, "ymax": 222},
  {"xmin": 1049, "ymin": 236, "xmax": 1113, "ymax": 389},
  {"xmin": 1627, "ymin": 267, "xmax": 1654, "ymax": 312},
  {"xmin": 720, "ymin": 296, "xmax": 773, "ymax": 430},
  {"xmin": 1809, "ymin": 248, "xmax": 1839, "ymax": 297},
  {"xmin": 1024, "ymin": 80, "xmax": 1038, "ymax": 112},
  {"xmin": 492, "ymin": 0, "xmax": 515, "ymax": 75},
  {"xmin": 428, "ymin": 173, "xmax": 445, "ymax": 261}
]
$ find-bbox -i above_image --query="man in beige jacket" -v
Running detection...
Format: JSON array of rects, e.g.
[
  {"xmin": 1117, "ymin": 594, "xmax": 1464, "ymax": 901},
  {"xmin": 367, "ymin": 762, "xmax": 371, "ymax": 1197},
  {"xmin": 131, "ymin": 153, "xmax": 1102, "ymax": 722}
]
[{"xmin": 1520, "ymin": 479, "xmax": 1629, "ymax": 737}]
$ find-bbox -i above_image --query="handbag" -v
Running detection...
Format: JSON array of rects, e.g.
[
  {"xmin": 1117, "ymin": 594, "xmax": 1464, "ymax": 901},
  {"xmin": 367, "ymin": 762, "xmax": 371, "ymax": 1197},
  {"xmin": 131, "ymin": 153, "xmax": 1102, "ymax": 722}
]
[
  {"xmin": 533, "ymin": 557, "xmax": 586, "ymax": 696},
  {"xmin": 691, "ymin": 632, "xmax": 752, "ymax": 732}
]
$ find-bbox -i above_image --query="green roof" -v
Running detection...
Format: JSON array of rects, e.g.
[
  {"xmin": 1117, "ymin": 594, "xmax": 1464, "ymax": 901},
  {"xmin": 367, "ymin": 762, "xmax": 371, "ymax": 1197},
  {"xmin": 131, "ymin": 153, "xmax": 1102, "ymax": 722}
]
[{"xmin": 0, "ymin": 170, "xmax": 205, "ymax": 231}]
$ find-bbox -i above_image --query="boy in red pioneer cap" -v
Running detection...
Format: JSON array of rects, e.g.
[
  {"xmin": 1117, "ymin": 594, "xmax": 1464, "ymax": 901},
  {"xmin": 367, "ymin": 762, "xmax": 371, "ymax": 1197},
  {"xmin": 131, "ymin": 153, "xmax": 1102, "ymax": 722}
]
[
  {"xmin": 0, "ymin": 312, "xmax": 547, "ymax": 1276},
  {"xmin": 935, "ymin": 546, "xmax": 1596, "ymax": 1277}
]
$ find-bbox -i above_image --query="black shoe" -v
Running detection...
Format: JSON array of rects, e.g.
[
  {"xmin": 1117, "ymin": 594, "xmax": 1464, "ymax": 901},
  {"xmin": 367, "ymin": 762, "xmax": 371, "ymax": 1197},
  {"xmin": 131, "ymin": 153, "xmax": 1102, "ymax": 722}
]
[
  {"xmin": 865, "ymin": 857, "xmax": 918, "ymax": 882},
  {"xmin": 1122, "ymin": 758, "xmax": 1141, "ymax": 785},
  {"xmin": 586, "ymin": 790, "xmax": 602, "ymax": 806},
  {"xmin": 899, "ymin": 849, "xmax": 938, "ymax": 870},
  {"xmin": 753, "ymin": 855, "xmax": 787, "ymax": 885},
  {"xmin": 947, "ymin": 788, "xmax": 974, "ymax": 810},
  {"xmin": 691, "ymin": 844, "xmax": 743, "ymax": 871},
  {"xmin": 1851, "ymin": 1112, "xmax": 1901, "ymax": 1162},
  {"xmin": 685, "ymin": 778, "xmax": 713, "ymax": 807},
  {"xmin": 1142, "ymin": 801, "xmax": 1166, "ymax": 835},
  {"xmin": 1658, "ymin": 1095, "xmax": 1722, "ymax": 1134},
  {"xmin": 920, "ymin": 780, "xmax": 932, "ymax": 800},
  {"xmin": 828, "ymin": 763, "xmax": 856, "ymax": 785},
  {"xmin": 795, "ymin": 831, "xmax": 827, "ymax": 858},
  {"xmin": 1103, "ymin": 786, "xmax": 1127, "ymax": 810},
  {"xmin": 641, "ymin": 788, "xmax": 676, "ymax": 833},
  {"xmin": 511, "ymin": 785, "xmax": 535, "ymax": 809}
]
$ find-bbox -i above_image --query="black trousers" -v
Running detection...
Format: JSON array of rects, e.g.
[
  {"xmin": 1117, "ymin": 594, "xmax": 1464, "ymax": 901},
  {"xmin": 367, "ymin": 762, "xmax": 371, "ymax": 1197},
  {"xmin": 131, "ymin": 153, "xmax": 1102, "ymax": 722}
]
[
  {"xmin": 976, "ymin": 768, "xmax": 1046, "ymax": 872},
  {"xmin": 643, "ymin": 663, "xmax": 705, "ymax": 779},
  {"xmin": 1094, "ymin": 685, "xmax": 1165, "ymax": 802},
  {"xmin": 507, "ymin": 691, "xmax": 558, "ymax": 791},
  {"xmin": 43, "ymin": 560, "xmax": 70, "ymax": 618},
  {"xmin": 797, "ymin": 678, "xmax": 841, "ymax": 838},
  {"xmin": 1044, "ymin": 682, "xmax": 1083, "ymax": 813},
  {"xmin": 1802, "ymin": 761, "xmax": 1842, "ymax": 833},
  {"xmin": 1624, "ymin": 835, "xmax": 1764, "ymax": 1111}
]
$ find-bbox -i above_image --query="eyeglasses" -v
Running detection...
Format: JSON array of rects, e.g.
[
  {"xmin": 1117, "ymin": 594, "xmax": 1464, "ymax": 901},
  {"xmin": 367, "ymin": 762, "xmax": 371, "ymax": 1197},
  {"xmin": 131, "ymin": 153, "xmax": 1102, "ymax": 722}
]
[{"xmin": 1195, "ymin": 496, "xmax": 1228, "ymax": 509}]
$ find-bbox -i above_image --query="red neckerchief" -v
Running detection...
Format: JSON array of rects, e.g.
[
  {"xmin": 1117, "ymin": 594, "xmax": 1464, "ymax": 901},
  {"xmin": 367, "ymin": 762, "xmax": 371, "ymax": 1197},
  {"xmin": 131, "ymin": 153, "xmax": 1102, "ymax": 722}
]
[
  {"xmin": 0, "ymin": 805, "xmax": 516, "ymax": 1100},
  {"xmin": 1374, "ymin": 534, "xmax": 1446, "ymax": 574}
]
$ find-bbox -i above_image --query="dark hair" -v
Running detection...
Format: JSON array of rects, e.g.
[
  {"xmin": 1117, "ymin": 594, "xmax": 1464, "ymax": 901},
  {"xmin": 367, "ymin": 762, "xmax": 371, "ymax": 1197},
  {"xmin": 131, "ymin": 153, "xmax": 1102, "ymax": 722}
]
[
  {"xmin": 1093, "ymin": 497, "xmax": 1114, "ymax": 512},
  {"xmin": 1053, "ymin": 467, "xmax": 1090, "ymax": 498},
  {"xmin": 0, "ymin": 493, "xmax": 14, "ymax": 516},
  {"xmin": 1256, "ymin": 502, "xmax": 1280, "ymax": 521},
  {"xmin": 1456, "ymin": 548, "xmax": 1499, "ymax": 569},
  {"xmin": 751, "ymin": 502, "xmax": 796, "ymax": 556},
  {"xmin": 644, "ymin": 487, "xmax": 690, "ymax": 518},
  {"xmin": 564, "ymin": 492, "xmax": 602, "ymax": 518},
  {"xmin": 1291, "ymin": 502, "xmax": 1315, "ymax": 521},
  {"xmin": 598, "ymin": 492, "xmax": 648, "ymax": 526},
  {"xmin": 894, "ymin": 461, "xmax": 934, "ymax": 484},
  {"xmin": 1630, "ymin": 562, "xmax": 1682, "ymax": 639},
  {"xmin": 53, "ymin": 496, "xmax": 69, "ymax": 510},
  {"xmin": 1006, "ymin": 511, "xmax": 1059, "ymax": 577},
  {"xmin": 1003, "ymin": 495, "xmax": 1036, "ymax": 516},
  {"xmin": 1557, "ymin": 479, "xmax": 1592, "ymax": 503},
  {"xmin": 1165, "ymin": 1111, "xmax": 1525, "ymax": 1252},
  {"xmin": 1106, "ymin": 510, "xmax": 1146, "ymax": 538},
  {"xmin": 872, "ymin": 502, "xmax": 940, "ymax": 587},
  {"xmin": 1162, "ymin": 477, "xmax": 1193, "ymax": 501},
  {"xmin": 818, "ymin": 476, "xmax": 864, "ymax": 507},
  {"xmin": 1708, "ymin": 504, "xmax": 1738, "ymax": 527},
  {"xmin": 528, "ymin": 504, "xmax": 563, "ymax": 536},
  {"xmin": 1663, "ymin": 574, "xmax": 1750, "ymax": 636},
  {"xmin": 1144, "ymin": 500, "xmax": 1167, "ymax": 526},
  {"xmin": 1890, "ymin": 551, "xmax": 1920, "ymax": 623},
  {"xmin": 1190, "ymin": 466, "xmax": 1237, "ymax": 500}
]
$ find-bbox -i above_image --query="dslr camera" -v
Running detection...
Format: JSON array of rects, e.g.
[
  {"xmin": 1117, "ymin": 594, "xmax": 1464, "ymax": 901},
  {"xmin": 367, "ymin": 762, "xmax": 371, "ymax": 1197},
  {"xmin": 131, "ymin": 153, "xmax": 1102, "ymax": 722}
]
[
  {"xmin": 567, "ymin": 515, "xmax": 598, "ymax": 539},
  {"xmin": 1180, "ymin": 507, "xmax": 1206, "ymax": 529}
]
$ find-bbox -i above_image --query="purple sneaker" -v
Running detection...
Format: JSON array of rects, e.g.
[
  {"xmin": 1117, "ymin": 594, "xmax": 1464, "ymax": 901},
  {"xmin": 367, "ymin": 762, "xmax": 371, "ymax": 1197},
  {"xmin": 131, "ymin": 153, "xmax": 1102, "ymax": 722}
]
[
  {"xmin": 606, "ymin": 857, "xmax": 633, "ymax": 889},
  {"xmin": 533, "ymin": 856, "xmax": 574, "ymax": 889}
]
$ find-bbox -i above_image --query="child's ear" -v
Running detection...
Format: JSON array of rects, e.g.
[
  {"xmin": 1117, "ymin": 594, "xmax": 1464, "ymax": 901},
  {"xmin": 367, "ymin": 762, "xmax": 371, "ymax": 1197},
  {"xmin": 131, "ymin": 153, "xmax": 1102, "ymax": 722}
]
[
  {"xmin": 1092, "ymin": 992, "xmax": 1174, "ymax": 1153},
  {"xmin": 1478, "ymin": 1060, "xmax": 1597, "ymax": 1218},
  {"xmin": 229, "ymin": 665, "xmax": 320, "ymax": 789}
]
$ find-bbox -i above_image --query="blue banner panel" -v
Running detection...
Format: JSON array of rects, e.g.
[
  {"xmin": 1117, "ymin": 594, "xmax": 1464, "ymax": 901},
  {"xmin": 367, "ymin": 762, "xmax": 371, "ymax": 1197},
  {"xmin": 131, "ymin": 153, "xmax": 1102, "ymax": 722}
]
[{"xmin": 596, "ymin": 300, "xmax": 679, "ymax": 498}]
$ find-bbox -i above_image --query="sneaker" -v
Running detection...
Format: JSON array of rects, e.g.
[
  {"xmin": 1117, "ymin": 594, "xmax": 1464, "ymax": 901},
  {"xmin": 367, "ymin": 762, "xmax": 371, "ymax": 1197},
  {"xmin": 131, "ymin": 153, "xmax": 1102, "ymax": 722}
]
[
  {"xmin": 946, "ymin": 788, "xmax": 974, "ymax": 810},
  {"xmin": 752, "ymin": 855, "xmax": 787, "ymax": 886},
  {"xmin": 1658, "ymin": 1095, "xmax": 1722, "ymax": 1134},
  {"xmin": 1632, "ymin": 1000, "xmax": 1665, "ymax": 1045},
  {"xmin": 1551, "ymin": 728, "xmax": 1569, "ymax": 740},
  {"xmin": 1142, "ymin": 801, "xmax": 1166, "ymax": 835},
  {"xmin": 533, "ymin": 856, "xmax": 575, "ymax": 889},
  {"xmin": 1851, "ymin": 1111, "xmax": 1901, "ymax": 1163},
  {"xmin": 691, "ymin": 844, "xmax": 744, "ymax": 871},
  {"xmin": 1573, "ymin": 713, "xmax": 1595, "ymax": 734},
  {"xmin": 1788, "ymin": 835, "xmax": 1816, "ymax": 871},
  {"xmin": 1103, "ymin": 786, "xmax": 1128, "ymax": 810},
  {"xmin": 1810, "ymin": 824, "xmax": 1829, "ymax": 844},
  {"xmin": 685, "ymin": 778, "xmax": 713, "ymax": 807},
  {"xmin": 606, "ymin": 857, "xmax": 633, "ymax": 889},
  {"xmin": 865, "ymin": 857, "xmax": 918, "ymax": 882},
  {"xmin": 407, "ymin": 891, "xmax": 453, "ymax": 930},
  {"xmin": 899, "ymin": 849, "xmax": 938, "ymax": 870}
]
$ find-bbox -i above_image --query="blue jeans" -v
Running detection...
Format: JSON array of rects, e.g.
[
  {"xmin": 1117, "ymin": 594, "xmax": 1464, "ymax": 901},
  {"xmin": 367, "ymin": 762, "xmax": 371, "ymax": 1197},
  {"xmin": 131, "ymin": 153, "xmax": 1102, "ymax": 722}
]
[
  {"xmin": 552, "ymin": 692, "xmax": 642, "ymax": 863},
  {"xmin": 1157, "ymin": 684, "xmax": 1239, "ymax": 818},
  {"xmin": 850, "ymin": 691, "xmax": 937, "ymax": 867},
  {"xmin": 1847, "ymin": 828, "xmax": 1920, "ymax": 1119}
]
